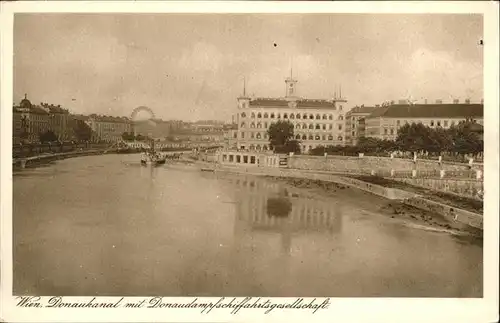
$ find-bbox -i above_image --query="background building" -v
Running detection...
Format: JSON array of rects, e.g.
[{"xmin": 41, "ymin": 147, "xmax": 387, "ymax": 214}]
[
  {"xmin": 223, "ymin": 123, "xmax": 238, "ymax": 149},
  {"xmin": 41, "ymin": 103, "xmax": 71, "ymax": 141},
  {"xmin": 344, "ymin": 105, "xmax": 378, "ymax": 145},
  {"xmin": 236, "ymin": 73, "xmax": 349, "ymax": 153},
  {"xmin": 12, "ymin": 95, "xmax": 50, "ymax": 144},
  {"xmin": 364, "ymin": 100, "xmax": 483, "ymax": 141},
  {"xmin": 87, "ymin": 115, "xmax": 132, "ymax": 143}
]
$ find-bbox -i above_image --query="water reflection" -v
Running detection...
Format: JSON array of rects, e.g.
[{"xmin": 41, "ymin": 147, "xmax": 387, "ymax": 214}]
[{"xmin": 226, "ymin": 176, "xmax": 343, "ymax": 256}]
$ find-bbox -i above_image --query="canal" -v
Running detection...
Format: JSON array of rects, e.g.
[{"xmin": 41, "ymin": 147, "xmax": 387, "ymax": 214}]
[{"xmin": 13, "ymin": 154, "xmax": 482, "ymax": 297}]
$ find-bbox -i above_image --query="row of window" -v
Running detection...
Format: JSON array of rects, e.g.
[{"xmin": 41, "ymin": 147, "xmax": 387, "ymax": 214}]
[
  {"xmin": 239, "ymin": 144, "xmax": 338, "ymax": 151},
  {"xmin": 381, "ymin": 119, "xmax": 467, "ymax": 134},
  {"xmin": 240, "ymin": 132, "xmax": 343, "ymax": 141},
  {"xmin": 240, "ymin": 122, "xmax": 343, "ymax": 131},
  {"xmin": 394, "ymin": 119, "xmax": 473, "ymax": 127},
  {"xmin": 383, "ymin": 128, "xmax": 396, "ymax": 135},
  {"xmin": 240, "ymin": 112, "xmax": 344, "ymax": 121}
]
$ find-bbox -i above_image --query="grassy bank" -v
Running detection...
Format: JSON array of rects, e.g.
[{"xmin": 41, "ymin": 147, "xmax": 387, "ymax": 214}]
[
  {"xmin": 347, "ymin": 175, "xmax": 483, "ymax": 214},
  {"xmin": 263, "ymin": 175, "xmax": 482, "ymax": 238}
]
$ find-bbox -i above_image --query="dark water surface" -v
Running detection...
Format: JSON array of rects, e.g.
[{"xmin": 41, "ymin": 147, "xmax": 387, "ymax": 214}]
[{"xmin": 13, "ymin": 154, "xmax": 482, "ymax": 297}]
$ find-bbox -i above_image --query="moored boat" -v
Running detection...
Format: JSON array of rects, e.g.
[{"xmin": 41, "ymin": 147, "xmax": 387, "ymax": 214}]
[{"xmin": 140, "ymin": 139, "xmax": 166, "ymax": 166}]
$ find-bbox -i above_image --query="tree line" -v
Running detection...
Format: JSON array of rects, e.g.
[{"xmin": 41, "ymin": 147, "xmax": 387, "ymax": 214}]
[
  {"xmin": 267, "ymin": 120, "xmax": 483, "ymax": 158},
  {"xmin": 36, "ymin": 119, "xmax": 94, "ymax": 144},
  {"xmin": 121, "ymin": 132, "xmax": 151, "ymax": 142}
]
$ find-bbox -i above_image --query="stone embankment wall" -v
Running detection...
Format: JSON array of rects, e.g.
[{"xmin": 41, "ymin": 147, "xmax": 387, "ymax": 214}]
[
  {"xmin": 287, "ymin": 155, "xmax": 483, "ymax": 174},
  {"xmin": 214, "ymin": 165, "xmax": 417, "ymax": 201},
  {"xmin": 396, "ymin": 177, "xmax": 483, "ymax": 201},
  {"xmin": 287, "ymin": 155, "xmax": 484, "ymax": 200},
  {"xmin": 404, "ymin": 197, "xmax": 483, "ymax": 229},
  {"xmin": 13, "ymin": 149, "xmax": 118, "ymax": 168}
]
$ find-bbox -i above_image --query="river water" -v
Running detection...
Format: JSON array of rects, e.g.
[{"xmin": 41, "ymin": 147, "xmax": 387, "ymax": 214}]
[{"xmin": 13, "ymin": 154, "xmax": 482, "ymax": 297}]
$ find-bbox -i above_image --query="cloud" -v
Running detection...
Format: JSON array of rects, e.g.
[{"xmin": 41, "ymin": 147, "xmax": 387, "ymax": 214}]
[
  {"xmin": 404, "ymin": 48, "xmax": 483, "ymax": 101},
  {"xmin": 178, "ymin": 41, "xmax": 225, "ymax": 74}
]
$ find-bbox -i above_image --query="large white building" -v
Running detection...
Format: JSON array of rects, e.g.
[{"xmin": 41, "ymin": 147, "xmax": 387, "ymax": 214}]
[{"xmin": 235, "ymin": 73, "xmax": 349, "ymax": 153}]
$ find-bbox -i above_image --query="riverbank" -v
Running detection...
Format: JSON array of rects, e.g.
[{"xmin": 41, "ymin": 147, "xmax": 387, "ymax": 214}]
[
  {"xmin": 346, "ymin": 175, "xmax": 483, "ymax": 214},
  {"xmin": 12, "ymin": 149, "xmax": 117, "ymax": 169},
  {"xmin": 263, "ymin": 175, "xmax": 482, "ymax": 238},
  {"xmin": 195, "ymin": 163, "xmax": 482, "ymax": 237},
  {"xmin": 13, "ymin": 149, "xmax": 196, "ymax": 170}
]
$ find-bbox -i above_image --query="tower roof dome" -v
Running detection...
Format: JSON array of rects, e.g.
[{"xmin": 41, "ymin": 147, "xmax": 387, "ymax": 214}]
[{"xmin": 19, "ymin": 94, "xmax": 32, "ymax": 109}]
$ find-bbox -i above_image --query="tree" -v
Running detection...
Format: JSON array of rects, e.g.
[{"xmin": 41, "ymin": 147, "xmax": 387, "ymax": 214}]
[
  {"xmin": 39, "ymin": 130, "xmax": 58, "ymax": 143},
  {"xmin": 426, "ymin": 127, "xmax": 453, "ymax": 155},
  {"xmin": 448, "ymin": 122, "xmax": 483, "ymax": 157},
  {"xmin": 357, "ymin": 137, "xmax": 382, "ymax": 153},
  {"xmin": 310, "ymin": 145, "xmax": 326, "ymax": 156},
  {"xmin": 122, "ymin": 132, "xmax": 135, "ymax": 141},
  {"xmin": 282, "ymin": 139, "xmax": 301, "ymax": 154},
  {"xmin": 267, "ymin": 120, "xmax": 300, "ymax": 154},
  {"xmin": 395, "ymin": 122, "xmax": 429, "ymax": 153},
  {"xmin": 73, "ymin": 120, "xmax": 93, "ymax": 142}
]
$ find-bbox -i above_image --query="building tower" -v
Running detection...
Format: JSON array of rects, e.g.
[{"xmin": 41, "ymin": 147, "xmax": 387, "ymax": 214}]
[
  {"xmin": 285, "ymin": 68, "xmax": 298, "ymax": 99},
  {"xmin": 237, "ymin": 77, "xmax": 250, "ymax": 109},
  {"xmin": 236, "ymin": 77, "xmax": 250, "ymax": 148}
]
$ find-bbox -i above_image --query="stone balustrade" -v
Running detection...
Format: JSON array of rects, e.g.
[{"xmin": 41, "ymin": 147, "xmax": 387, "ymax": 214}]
[{"xmin": 288, "ymin": 154, "xmax": 483, "ymax": 176}]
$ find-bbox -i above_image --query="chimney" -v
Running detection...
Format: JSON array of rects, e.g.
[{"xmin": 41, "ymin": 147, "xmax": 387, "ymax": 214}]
[
  {"xmin": 465, "ymin": 98, "xmax": 471, "ymax": 104},
  {"xmin": 424, "ymin": 99, "xmax": 428, "ymax": 104},
  {"xmin": 435, "ymin": 99, "xmax": 443, "ymax": 104},
  {"xmin": 453, "ymin": 99, "xmax": 459, "ymax": 104}
]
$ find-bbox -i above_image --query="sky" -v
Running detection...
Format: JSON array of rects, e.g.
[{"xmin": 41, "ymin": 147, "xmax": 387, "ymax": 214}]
[{"xmin": 14, "ymin": 14, "xmax": 483, "ymax": 122}]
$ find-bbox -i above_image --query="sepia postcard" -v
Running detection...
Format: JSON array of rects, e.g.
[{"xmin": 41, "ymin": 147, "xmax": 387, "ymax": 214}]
[{"xmin": 1, "ymin": 1, "xmax": 498, "ymax": 323}]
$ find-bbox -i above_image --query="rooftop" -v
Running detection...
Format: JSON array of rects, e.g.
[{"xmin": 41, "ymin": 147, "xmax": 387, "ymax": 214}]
[
  {"xmin": 71, "ymin": 114, "xmax": 90, "ymax": 121},
  {"xmin": 89, "ymin": 114, "xmax": 131, "ymax": 123},
  {"xmin": 348, "ymin": 105, "xmax": 378, "ymax": 114},
  {"xmin": 249, "ymin": 97, "xmax": 343, "ymax": 109},
  {"xmin": 367, "ymin": 103, "xmax": 483, "ymax": 119}
]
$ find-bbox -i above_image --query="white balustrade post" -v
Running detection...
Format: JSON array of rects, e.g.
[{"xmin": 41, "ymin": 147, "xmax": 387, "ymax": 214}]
[
  {"xmin": 390, "ymin": 169, "xmax": 395, "ymax": 177},
  {"xmin": 371, "ymin": 170, "xmax": 376, "ymax": 176},
  {"xmin": 412, "ymin": 169, "xmax": 417, "ymax": 178},
  {"xmin": 440, "ymin": 169, "xmax": 445, "ymax": 178},
  {"xmin": 476, "ymin": 169, "xmax": 482, "ymax": 180}
]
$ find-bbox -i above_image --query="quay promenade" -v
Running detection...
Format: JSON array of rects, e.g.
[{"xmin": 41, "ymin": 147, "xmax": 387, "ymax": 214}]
[
  {"xmin": 12, "ymin": 148, "xmax": 119, "ymax": 169},
  {"xmin": 205, "ymin": 149, "xmax": 484, "ymax": 200}
]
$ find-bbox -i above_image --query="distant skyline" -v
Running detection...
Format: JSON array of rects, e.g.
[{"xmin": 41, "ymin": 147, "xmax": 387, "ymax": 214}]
[{"xmin": 14, "ymin": 14, "xmax": 483, "ymax": 122}]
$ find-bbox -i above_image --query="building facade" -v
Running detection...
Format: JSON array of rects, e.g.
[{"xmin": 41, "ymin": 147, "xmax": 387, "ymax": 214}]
[
  {"xmin": 223, "ymin": 123, "xmax": 238, "ymax": 149},
  {"xmin": 364, "ymin": 101, "xmax": 484, "ymax": 141},
  {"xmin": 235, "ymin": 74, "xmax": 349, "ymax": 153},
  {"xmin": 12, "ymin": 95, "xmax": 50, "ymax": 144},
  {"xmin": 42, "ymin": 103, "xmax": 71, "ymax": 141},
  {"xmin": 344, "ymin": 105, "xmax": 378, "ymax": 145},
  {"xmin": 87, "ymin": 115, "xmax": 132, "ymax": 143}
]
